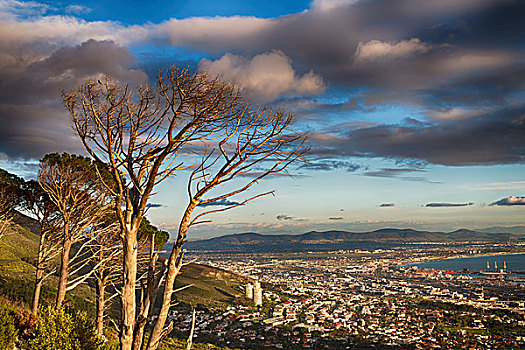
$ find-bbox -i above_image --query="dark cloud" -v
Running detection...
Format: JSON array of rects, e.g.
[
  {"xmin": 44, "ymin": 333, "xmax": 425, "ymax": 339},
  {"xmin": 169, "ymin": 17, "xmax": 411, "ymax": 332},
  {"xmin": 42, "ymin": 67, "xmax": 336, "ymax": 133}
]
[
  {"xmin": 199, "ymin": 198, "xmax": 241, "ymax": 207},
  {"xmin": 276, "ymin": 214, "xmax": 294, "ymax": 221},
  {"xmin": 0, "ymin": 39, "xmax": 146, "ymax": 159},
  {"xmin": 299, "ymin": 159, "xmax": 361, "ymax": 172},
  {"xmin": 146, "ymin": 203, "xmax": 166, "ymax": 208},
  {"xmin": 236, "ymin": 170, "xmax": 305, "ymax": 178},
  {"xmin": 490, "ymin": 196, "xmax": 525, "ymax": 206},
  {"xmin": 361, "ymin": 168, "xmax": 438, "ymax": 183},
  {"xmin": 329, "ymin": 217, "xmax": 343, "ymax": 220},
  {"xmin": 364, "ymin": 168, "xmax": 423, "ymax": 178},
  {"xmin": 160, "ymin": 0, "xmax": 525, "ymax": 167},
  {"xmin": 309, "ymin": 105, "xmax": 525, "ymax": 166},
  {"xmin": 425, "ymin": 202, "xmax": 473, "ymax": 207},
  {"xmin": 1, "ymin": 0, "xmax": 524, "ymax": 170},
  {"xmin": 457, "ymin": 1, "xmax": 525, "ymax": 47},
  {"xmin": 0, "ymin": 157, "xmax": 39, "ymax": 180},
  {"xmin": 379, "ymin": 203, "xmax": 395, "ymax": 207},
  {"xmin": 118, "ymin": 0, "xmax": 525, "ymax": 114}
]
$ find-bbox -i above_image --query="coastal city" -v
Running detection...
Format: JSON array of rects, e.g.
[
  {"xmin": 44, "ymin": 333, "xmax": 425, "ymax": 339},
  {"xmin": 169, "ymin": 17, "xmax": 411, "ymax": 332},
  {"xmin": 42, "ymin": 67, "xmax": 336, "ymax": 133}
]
[
  {"xmin": 1, "ymin": 1, "xmax": 525, "ymax": 350},
  {"xmin": 168, "ymin": 244, "xmax": 525, "ymax": 349}
]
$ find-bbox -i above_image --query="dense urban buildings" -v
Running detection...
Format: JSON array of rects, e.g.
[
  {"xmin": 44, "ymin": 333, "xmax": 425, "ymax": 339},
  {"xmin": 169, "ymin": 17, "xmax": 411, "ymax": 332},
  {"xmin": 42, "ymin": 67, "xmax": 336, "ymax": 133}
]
[{"xmin": 168, "ymin": 244, "xmax": 525, "ymax": 349}]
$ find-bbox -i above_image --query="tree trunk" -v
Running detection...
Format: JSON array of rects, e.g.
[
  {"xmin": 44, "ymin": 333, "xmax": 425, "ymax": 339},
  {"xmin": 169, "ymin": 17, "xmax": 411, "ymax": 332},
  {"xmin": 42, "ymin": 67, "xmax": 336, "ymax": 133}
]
[
  {"xmin": 146, "ymin": 202, "xmax": 195, "ymax": 350},
  {"xmin": 31, "ymin": 269, "xmax": 43, "ymax": 315},
  {"xmin": 132, "ymin": 309, "xmax": 147, "ymax": 350},
  {"xmin": 132, "ymin": 235, "xmax": 157, "ymax": 350},
  {"xmin": 120, "ymin": 227, "xmax": 138, "ymax": 350},
  {"xmin": 186, "ymin": 308, "xmax": 196, "ymax": 350},
  {"xmin": 56, "ymin": 236, "xmax": 72, "ymax": 308},
  {"xmin": 96, "ymin": 277, "xmax": 106, "ymax": 336},
  {"xmin": 144, "ymin": 245, "xmax": 183, "ymax": 350},
  {"xmin": 32, "ymin": 226, "xmax": 48, "ymax": 315}
]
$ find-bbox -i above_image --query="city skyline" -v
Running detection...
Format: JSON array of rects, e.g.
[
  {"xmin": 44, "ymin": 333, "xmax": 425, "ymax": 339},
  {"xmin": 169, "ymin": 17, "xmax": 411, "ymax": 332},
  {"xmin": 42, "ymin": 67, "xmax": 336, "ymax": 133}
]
[{"xmin": 0, "ymin": 0, "xmax": 524, "ymax": 238}]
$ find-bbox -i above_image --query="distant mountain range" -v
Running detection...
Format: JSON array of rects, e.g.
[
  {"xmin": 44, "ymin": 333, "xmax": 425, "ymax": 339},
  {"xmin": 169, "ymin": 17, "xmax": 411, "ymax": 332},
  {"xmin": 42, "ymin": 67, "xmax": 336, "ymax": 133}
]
[
  {"xmin": 13, "ymin": 207, "xmax": 524, "ymax": 253},
  {"xmin": 478, "ymin": 226, "xmax": 525, "ymax": 234},
  {"xmin": 177, "ymin": 228, "xmax": 525, "ymax": 252}
]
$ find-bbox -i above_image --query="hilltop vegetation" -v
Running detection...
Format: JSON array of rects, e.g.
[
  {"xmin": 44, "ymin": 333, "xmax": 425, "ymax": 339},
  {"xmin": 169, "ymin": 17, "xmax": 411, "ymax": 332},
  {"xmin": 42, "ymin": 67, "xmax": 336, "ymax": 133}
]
[
  {"xmin": 0, "ymin": 217, "xmax": 247, "ymax": 349},
  {"xmin": 174, "ymin": 263, "xmax": 248, "ymax": 308},
  {"xmin": 0, "ymin": 220, "xmax": 94, "ymax": 313}
]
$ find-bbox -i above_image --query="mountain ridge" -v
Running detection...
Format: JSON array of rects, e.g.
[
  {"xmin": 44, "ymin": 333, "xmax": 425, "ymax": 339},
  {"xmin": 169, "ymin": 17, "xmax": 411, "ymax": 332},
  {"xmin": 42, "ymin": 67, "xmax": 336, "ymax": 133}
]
[
  {"xmin": 178, "ymin": 227, "xmax": 524, "ymax": 252},
  {"xmin": 478, "ymin": 225, "xmax": 525, "ymax": 234}
]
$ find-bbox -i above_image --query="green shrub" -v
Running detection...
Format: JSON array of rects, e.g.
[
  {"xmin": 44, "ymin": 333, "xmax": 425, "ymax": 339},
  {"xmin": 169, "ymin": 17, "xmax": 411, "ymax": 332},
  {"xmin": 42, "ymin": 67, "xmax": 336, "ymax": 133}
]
[
  {"xmin": 0, "ymin": 304, "xmax": 18, "ymax": 350},
  {"xmin": 26, "ymin": 307, "xmax": 103, "ymax": 350},
  {"xmin": 102, "ymin": 340, "xmax": 120, "ymax": 350}
]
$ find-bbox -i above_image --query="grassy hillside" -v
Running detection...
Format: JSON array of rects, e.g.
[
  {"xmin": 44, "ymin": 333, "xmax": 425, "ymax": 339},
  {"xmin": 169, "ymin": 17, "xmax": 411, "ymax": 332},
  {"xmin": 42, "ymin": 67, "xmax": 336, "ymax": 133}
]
[
  {"xmin": 0, "ymin": 221, "xmax": 39, "ymax": 272},
  {"xmin": 0, "ymin": 221, "xmax": 95, "ymax": 312},
  {"xmin": 174, "ymin": 263, "xmax": 249, "ymax": 308},
  {"xmin": 0, "ymin": 219, "xmax": 246, "ymax": 349},
  {"xmin": 0, "ymin": 222, "xmax": 241, "ymax": 350},
  {"xmin": 0, "ymin": 219, "xmax": 248, "ymax": 311},
  {"xmin": 0, "ymin": 222, "xmax": 45, "ymax": 305}
]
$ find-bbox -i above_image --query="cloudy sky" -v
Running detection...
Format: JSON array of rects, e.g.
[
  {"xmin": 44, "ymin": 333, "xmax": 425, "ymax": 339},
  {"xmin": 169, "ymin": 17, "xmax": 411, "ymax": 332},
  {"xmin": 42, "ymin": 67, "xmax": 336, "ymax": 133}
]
[{"xmin": 1, "ymin": 0, "xmax": 524, "ymax": 238}]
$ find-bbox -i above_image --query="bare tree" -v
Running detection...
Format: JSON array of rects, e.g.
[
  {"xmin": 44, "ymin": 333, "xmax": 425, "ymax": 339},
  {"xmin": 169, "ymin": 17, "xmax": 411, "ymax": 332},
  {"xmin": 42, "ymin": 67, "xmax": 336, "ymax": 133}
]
[
  {"xmin": 132, "ymin": 218, "xmax": 170, "ymax": 347},
  {"xmin": 89, "ymin": 215, "xmax": 168, "ymax": 337},
  {"xmin": 20, "ymin": 180, "xmax": 62, "ymax": 315},
  {"xmin": 38, "ymin": 153, "xmax": 114, "ymax": 307},
  {"xmin": 63, "ymin": 67, "xmax": 305, "ymax": 350},
  {"xmin": 0, "ymin": 172, "xmax": 61, "ymax": 314},
  {"xmin": 145, "ymin": 99, "xmax": 305, "ymax": 350},
  {"xmin": 87, "ymin": 216, "xmax": 121, "ymax": 336}
]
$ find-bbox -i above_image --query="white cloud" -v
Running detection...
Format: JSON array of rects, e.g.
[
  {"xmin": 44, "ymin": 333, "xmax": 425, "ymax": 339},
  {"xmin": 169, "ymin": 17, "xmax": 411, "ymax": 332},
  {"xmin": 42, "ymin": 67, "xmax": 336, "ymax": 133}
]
[
  {"xmin": 355, "ymin": 38, "xmax": 434, "ymax": 63},
  {"xmin": 0, "ymin": 0, "xmax": 49, "ymax": 19},
  {"xmin": 199, "ymin": 51, "xmax": 325, "ymax": 103},
  {"xmin": 429, "ymin": 107, "xmax": 488, "ymax": 121},
  {"xmin": 310, "ymin": 0, "xmax": 359, "ymax": 12},
  {"xmin": 65, "ymin": 5, "xmax": 91, "ymax": 15},
  {"xmin": 0, "ymin": 15, "xmax": 123, "ymax": 52},
  {"xmin": 157, "ymin": 16, "xmax": 272, "ymax": 52},
  {"xmin": 0, "ymin": 13, "xmax": 271, "ymax": 59}
]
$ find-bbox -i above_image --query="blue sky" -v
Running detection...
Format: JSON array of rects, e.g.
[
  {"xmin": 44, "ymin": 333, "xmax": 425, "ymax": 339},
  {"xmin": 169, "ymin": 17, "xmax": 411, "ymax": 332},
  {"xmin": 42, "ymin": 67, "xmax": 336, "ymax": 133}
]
[
  {"xmin": 0, "ymin": 0, "xmax": 524, "ymax": 238},
  {"xmin": 56, "ymin": 0, "xmax": 311, "ymax": 23}
]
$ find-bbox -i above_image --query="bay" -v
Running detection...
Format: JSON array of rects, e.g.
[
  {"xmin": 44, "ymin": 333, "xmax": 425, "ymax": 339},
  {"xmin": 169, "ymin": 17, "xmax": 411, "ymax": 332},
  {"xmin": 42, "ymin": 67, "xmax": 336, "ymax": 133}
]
[{"xmin": 405, "ymin": 253, "xmax": 525, "ymax": 274}]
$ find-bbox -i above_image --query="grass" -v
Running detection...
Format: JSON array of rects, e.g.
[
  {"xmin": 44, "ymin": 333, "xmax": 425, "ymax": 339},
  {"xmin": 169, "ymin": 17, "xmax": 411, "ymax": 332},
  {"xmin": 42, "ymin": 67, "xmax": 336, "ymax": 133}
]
[
  {"xmin": 0, "ymin": 220, "xmax": 248, "ymax": 350},
  {"xmin": 1, "ymin": 221, "xmax": 250, "ymax": 312},
  {"xmin": 173, "ymin": 263, "xmax": 249, "ymax": 308},
  {"xmin": 0, "ymin": 223, "xmax": 40, "ymax": 268},
  {"xmin": 0, "ymin": 222, "xmax": 95, "ymax": 314},
  {"xmin": 0, "ymin": 223, "xmax": 45, "ymax": 306}
]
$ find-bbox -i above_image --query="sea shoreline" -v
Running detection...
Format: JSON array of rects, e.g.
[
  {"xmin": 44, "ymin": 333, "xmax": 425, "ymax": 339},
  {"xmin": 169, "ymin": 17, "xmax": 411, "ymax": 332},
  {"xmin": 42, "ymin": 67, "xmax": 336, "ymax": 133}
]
[{"xmin": 404, "ymin": 251, "xmax": 525, "ymax": 267}]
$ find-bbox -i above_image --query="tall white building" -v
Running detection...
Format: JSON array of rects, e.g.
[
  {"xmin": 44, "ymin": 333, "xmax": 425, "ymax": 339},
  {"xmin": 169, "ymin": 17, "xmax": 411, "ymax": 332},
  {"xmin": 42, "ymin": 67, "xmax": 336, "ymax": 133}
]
[
  {"xmin": 253, "ymin": 280, "xmax": 262, "ymax": 306},
  {"xmin": 245, "ymin": 283, "xmax": 253, "ymax": 299}
]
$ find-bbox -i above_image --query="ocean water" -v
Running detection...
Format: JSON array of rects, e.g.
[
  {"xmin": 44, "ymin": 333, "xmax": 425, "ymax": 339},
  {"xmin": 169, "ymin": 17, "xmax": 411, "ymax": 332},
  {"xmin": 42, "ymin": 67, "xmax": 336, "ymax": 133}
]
[{"xmin": 405, "ymin": 253, "xmax": 525, "ymax": 273}]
